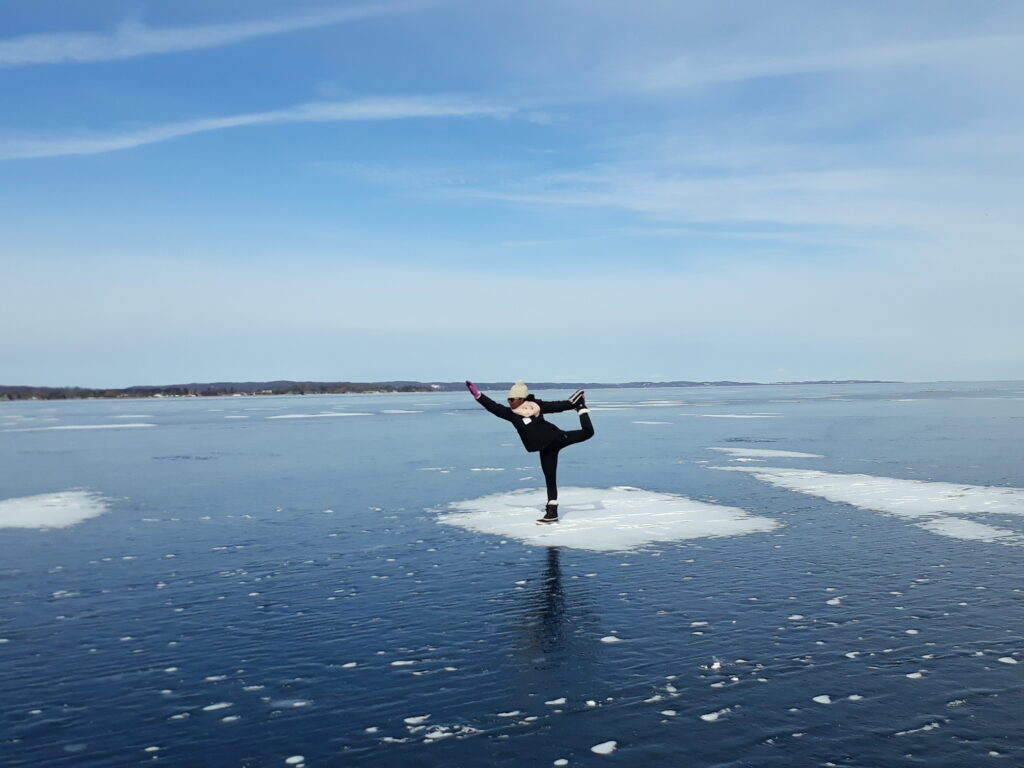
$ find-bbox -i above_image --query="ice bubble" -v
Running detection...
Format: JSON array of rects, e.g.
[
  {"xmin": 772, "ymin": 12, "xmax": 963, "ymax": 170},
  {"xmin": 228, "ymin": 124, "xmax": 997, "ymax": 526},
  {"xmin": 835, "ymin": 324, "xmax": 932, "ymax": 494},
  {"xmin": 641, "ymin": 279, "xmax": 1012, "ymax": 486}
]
[
  {"xmin": 391, "ymin": 660, "xmax": 417, "ymax": 667},
  {"xmin": 660, "ymin": 710, "xmax": 677, "ymax": 717},
  {"xmin": 285, "ymin": 757, "xmax": 305, "ymax": 766},
  {"xmin": 848, "ymin": 695, "xmax": 864, "ymax": 701},
  {"xmin": 438, "ymin": 486, "xmax": 779, "ymax": 551},
  {"xmin": 997, "ymin": 657, "xmax": 1018, "ymax": 664},
  {"xmin": 554, "ymin": 760, "xmax": 569, "ymax": 767},
  {"xmin": 812, "ymin": 695, "xmax": 833, "ymax": 704},
  {"xmin": 497, "ymin": 711, "xmax": 521, "ymax": 718},
  {"xmin": 788, "ymin": 615, "xmax": 806, "ymax": 621},
  {"xmin": 600, "ymin": 636, "xmax": 623, "ymax": 643},
  {"xmin": 545, "ymin": 697, "xmax": 567, "ymax": 706},
  {"xmin": 203, "ymin": 702, "xmax": 233, "ymax": 711},
  {"xmin": 906, "ymin": 672, "xmax": 924, "ymax": 679},
  {"xmin": 591, "ymin": 740, "xmax": 617, "ymax": 755},
  {"xmin": 0, "ymin": 490, "xmax": 110, "ymax": 529},
  {"xmin": 341, "ymin": 662, "xmax": 358, "ymax": 668},
  {"xmin": 404, "ymin": 715, "xmax": 431, "ymax": 725}
]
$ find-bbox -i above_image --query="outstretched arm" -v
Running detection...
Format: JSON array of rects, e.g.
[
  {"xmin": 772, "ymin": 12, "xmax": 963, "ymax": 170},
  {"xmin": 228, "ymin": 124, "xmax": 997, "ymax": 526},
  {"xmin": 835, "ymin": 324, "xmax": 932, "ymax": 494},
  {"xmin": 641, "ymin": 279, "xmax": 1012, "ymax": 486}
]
[
  {"xmin": 466, "ymin": 380, "xmax": 514, "ymax": 422},
  {"xmin": 539, "ymin": 399, "xmax": 575, "ymax": 414}
]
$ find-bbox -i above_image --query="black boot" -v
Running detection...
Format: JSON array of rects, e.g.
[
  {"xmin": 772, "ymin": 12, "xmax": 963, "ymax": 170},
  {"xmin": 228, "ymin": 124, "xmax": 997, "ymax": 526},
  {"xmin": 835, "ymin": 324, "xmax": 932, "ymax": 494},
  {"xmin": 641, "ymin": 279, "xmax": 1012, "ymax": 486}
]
[{"xmin": 537, "ymin": 502, "xmax": 559, "ymax": 524}]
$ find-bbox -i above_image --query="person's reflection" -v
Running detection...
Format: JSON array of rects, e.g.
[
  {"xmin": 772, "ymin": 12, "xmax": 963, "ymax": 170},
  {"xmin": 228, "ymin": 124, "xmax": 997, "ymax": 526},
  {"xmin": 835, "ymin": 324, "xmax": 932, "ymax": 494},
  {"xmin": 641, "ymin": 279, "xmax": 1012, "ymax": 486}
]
[{"xmin": 530, "ymin": 546, "xmax": 567, "ymax": 653}]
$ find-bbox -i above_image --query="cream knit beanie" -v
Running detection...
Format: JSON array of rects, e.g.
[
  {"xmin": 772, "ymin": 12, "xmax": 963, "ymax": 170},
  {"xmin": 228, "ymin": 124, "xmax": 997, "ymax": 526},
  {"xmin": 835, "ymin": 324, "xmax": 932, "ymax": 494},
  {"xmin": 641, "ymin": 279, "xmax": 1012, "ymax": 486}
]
[{"xmin": 508, "ymin": 380, "xmax": 529, "ymax": 399}]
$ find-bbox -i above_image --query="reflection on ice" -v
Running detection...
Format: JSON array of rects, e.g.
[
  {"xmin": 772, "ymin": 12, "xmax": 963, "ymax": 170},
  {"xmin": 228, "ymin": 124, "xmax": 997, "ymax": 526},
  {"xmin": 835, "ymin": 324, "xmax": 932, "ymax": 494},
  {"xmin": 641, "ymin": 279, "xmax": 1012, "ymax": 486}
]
[
  {"xmin": 437, "ymin": 487, "xmax": 780, "ymax": 551},
  {"xmin": 716, "ymin": 466, "xmax": 1024, "ymax": 545},
  {"xmin": 0, "ymin": 490, "xmax": 109, "ymax": 529}
]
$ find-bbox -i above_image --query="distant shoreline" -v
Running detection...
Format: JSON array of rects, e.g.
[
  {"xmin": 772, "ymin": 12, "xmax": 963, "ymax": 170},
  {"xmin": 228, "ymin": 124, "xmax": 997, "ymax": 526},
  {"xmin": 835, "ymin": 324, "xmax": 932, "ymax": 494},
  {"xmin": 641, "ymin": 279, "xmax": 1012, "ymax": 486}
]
[{"xmin": 0, "ymin": 379, "xmax": 897, "ymax": 401}]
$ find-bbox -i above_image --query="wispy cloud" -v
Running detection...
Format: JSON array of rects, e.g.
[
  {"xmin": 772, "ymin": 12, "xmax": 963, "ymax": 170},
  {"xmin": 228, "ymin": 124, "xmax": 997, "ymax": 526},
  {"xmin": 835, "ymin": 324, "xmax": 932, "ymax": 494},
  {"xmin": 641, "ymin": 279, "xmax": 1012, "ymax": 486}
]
[
  {"xmin": 0, "ymin": 96, "xmax": 518, "ymax": 160},
  {"xmin": 0, "ymin": 1, "xmax": 431, "ymax": 67},
  {"xmin": 609, "ymin": 33, "xmax": 1024, "ymax": 92}
]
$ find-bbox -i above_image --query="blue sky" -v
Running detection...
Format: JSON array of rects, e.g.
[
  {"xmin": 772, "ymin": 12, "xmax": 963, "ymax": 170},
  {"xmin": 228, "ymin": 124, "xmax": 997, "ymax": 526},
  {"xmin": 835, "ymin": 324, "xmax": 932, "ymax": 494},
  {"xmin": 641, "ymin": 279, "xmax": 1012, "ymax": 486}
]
[{"xmin": 3, "ymin": 1, "xmax": 1023, "ymax": 387}]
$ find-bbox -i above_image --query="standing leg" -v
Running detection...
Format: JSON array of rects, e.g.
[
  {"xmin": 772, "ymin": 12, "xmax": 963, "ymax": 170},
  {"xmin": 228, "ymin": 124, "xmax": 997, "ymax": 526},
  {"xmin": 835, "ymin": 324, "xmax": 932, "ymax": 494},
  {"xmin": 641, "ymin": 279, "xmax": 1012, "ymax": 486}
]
[{"xmin": 538, "ymin": 446, "xmax": 561, "ymax": 522}]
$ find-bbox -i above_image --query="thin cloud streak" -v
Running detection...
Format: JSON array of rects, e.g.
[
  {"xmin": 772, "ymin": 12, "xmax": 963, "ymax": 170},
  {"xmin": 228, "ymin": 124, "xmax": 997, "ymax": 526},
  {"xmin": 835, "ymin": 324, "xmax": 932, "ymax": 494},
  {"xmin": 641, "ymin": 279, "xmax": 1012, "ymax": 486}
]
[
  {"xmin": 0, "ymin": 96, "xmax": 518, "ymax": 160},
  {"xmin": 0, "ymin": 1, "xmax": 432, "ymax": 67},
  {"xmin": 620, "ymin": 33, "xmax": 1024, "ymax": 92}
]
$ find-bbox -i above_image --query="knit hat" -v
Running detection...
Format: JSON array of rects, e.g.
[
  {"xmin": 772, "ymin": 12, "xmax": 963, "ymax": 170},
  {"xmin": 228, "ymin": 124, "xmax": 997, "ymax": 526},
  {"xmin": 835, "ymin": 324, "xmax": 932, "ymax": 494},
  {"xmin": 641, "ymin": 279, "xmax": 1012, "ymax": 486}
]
[{"xmin": 508, "ymin": 380, "xmax": 529, "ymax": 399}]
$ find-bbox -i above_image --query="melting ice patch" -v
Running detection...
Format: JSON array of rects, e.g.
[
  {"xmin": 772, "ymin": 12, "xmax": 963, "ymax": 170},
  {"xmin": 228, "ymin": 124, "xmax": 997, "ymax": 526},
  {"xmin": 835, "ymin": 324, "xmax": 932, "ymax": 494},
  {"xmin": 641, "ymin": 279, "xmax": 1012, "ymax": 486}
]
[
  {"xmin": 717, "ymin": 467, "xmax": 1024, "ymax": 545},
  {"xmin": 437, "ymin": 487, "xmax": 780, "ymax": 551},
  {"xmin": 0, "ymin": 491, "xmax": 109, "ymax": 529}
]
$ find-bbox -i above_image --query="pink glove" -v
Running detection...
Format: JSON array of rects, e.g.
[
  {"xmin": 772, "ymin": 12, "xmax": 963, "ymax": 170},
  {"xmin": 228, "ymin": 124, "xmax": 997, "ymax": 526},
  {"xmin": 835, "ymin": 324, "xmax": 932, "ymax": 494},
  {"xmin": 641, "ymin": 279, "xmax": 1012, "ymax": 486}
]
[{"xmin": 465, "ymin": 380, "xmax": 481, "ymax": 399}]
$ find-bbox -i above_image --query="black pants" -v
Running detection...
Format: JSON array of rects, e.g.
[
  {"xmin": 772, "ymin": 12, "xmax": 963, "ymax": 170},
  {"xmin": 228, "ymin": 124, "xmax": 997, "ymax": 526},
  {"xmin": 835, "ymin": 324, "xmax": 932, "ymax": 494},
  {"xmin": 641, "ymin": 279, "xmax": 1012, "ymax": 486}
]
[{"xmin": 538, "ymin": 411, "xmax": 595, "ymax": 504}]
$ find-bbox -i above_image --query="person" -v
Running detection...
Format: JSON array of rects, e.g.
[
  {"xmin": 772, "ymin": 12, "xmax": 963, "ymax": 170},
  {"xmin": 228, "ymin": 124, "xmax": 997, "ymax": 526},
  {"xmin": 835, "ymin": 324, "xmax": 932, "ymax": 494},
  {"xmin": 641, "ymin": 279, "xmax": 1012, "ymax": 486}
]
[{"xmin": 465, "ymin": 379, "xmax": 594, "ymax": 524}]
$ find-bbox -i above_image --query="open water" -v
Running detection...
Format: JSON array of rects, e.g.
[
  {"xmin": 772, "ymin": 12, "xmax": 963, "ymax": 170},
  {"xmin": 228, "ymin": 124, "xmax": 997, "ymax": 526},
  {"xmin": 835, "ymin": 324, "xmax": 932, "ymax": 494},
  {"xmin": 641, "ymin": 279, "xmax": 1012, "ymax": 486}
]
[{"xmin": 1, "ymin": 382, "xmax": 1022, "ymax": 767}]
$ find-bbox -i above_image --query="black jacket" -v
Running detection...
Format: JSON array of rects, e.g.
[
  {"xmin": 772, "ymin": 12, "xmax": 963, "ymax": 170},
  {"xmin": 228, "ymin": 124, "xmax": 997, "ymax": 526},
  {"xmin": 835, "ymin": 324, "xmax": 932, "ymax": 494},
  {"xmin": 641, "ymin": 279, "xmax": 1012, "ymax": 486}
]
[{"xmin": 475, "ymin": 393, "xmax": 576, "ymax": 452}]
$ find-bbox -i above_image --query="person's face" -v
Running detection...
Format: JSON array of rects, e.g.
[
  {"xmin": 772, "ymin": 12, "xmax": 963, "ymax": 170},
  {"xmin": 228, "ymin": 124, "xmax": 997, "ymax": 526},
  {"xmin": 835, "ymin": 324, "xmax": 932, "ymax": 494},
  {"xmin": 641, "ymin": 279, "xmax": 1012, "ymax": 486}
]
[{"xmin": 508, "ymin": 397, "xmax": 525, "ymax": 408}]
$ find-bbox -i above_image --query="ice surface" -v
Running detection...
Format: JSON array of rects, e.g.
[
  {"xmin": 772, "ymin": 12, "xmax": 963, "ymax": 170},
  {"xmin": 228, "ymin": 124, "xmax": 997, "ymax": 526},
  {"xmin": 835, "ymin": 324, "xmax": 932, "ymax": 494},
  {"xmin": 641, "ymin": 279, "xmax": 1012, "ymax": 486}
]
[
  {"xmin": 708, "ymin": 447, "xmax": 824, "ymax": 459},
  {"xmin": 0, "ymin": 491, "xmax": 108, "ymax": 529},
  {"xmin": 438, "ymin": 487, "xmax": 780, "ymax": 551},
  {"xmin": 715, "ymin": 467, "xmax": 1024, "ymax": 545}
]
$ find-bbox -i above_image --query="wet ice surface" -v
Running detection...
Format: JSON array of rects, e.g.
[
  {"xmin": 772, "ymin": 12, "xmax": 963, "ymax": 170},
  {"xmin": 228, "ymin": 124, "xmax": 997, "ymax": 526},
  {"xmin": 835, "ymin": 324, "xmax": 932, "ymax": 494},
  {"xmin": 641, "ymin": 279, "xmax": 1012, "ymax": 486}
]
[{"xmin": 1, "ymin": 383, "xmax": 1023, "ymax": 767}]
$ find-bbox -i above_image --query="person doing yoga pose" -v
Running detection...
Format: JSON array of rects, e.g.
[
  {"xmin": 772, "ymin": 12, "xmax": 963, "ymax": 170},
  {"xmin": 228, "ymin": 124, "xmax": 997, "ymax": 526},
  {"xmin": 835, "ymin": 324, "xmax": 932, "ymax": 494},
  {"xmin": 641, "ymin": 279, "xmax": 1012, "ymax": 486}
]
[{"xmin": 465, "ymin": 379, "xmax": 595, "ymax": 524}]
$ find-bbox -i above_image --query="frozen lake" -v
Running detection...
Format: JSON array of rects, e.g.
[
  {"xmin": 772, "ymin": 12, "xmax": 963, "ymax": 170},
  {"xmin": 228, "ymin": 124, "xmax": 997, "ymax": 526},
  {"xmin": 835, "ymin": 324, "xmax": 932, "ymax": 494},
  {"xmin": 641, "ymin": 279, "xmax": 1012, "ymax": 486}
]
[{"xmin": 2, "ymin": 382, "xmax": 1022, "ymax": 767}]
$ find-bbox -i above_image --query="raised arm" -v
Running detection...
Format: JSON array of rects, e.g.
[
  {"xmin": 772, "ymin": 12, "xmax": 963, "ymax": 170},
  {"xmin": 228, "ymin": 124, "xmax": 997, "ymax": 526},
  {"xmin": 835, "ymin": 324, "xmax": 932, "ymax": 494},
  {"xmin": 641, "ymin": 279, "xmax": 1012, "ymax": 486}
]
[
  {"xmin": 538, "ymin": 398, "xmax": 575, "ymax": 414},
  {"xmin": 466, "ymin": 380, "xmax": 514, "ymax": 422}
]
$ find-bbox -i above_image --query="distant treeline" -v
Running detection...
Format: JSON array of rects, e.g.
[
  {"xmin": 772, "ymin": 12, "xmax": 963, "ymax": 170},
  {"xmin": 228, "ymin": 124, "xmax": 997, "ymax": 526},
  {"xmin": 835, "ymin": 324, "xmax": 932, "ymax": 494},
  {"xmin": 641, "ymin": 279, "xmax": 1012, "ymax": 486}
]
[{"xmin": 0, "ymin": 379, "xmax": 891, "ymax": 401}]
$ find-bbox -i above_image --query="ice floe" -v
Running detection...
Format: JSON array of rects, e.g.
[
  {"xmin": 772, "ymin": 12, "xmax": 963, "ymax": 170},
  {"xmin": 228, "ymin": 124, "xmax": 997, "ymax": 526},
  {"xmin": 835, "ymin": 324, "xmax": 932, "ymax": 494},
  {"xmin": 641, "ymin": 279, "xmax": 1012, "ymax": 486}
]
[
  {"xmin": 0, "ymin": 490, "xmax": 109, "ymax": 529},
  {"xmin": 714, "ymin": 466, "xmax": 1024, "ymax": 545},
  {"xmin": 437, "ymin": 487, "xmax": 780, "ymax": 551},
  {"xmin": 591, "ymin": 740, "xmax": 618, "ymax": 754}
]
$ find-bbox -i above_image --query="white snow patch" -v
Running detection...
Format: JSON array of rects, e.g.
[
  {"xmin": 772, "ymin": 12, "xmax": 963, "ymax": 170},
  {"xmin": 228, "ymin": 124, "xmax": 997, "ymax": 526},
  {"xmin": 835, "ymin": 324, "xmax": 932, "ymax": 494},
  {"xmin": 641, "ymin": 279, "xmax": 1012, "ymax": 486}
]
[
  {"xmin": 687, "ymin": 414, "xmax": 780, "ymax": 419},
  {"xmin": 700, "ymin": 707, "xmax": 732, "ymax": 722},
  {"xmin": 708, "ymin": 447, "xmax": 824, "ymax": 459},
  {"xmin": 0, "ymin": 490, "xmax": 109, "ymax": 529},
  {"xmin": 590, "ymin": 740, "xmax": 618, "ymax": 755},
  {"xmin": 2, "ymin": 423, "xmax": 156, "ymax": 432},
  {"xmin": 437, "ymin": 486, "xmax": 780, "ymax": 551},
  {"xmin": 267, "ymin": 412, "xmax": 372, "ymax": 419},
  {"xmin": 714, "ymin": 466, "xmax": 1024, "ymax": 546}
]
